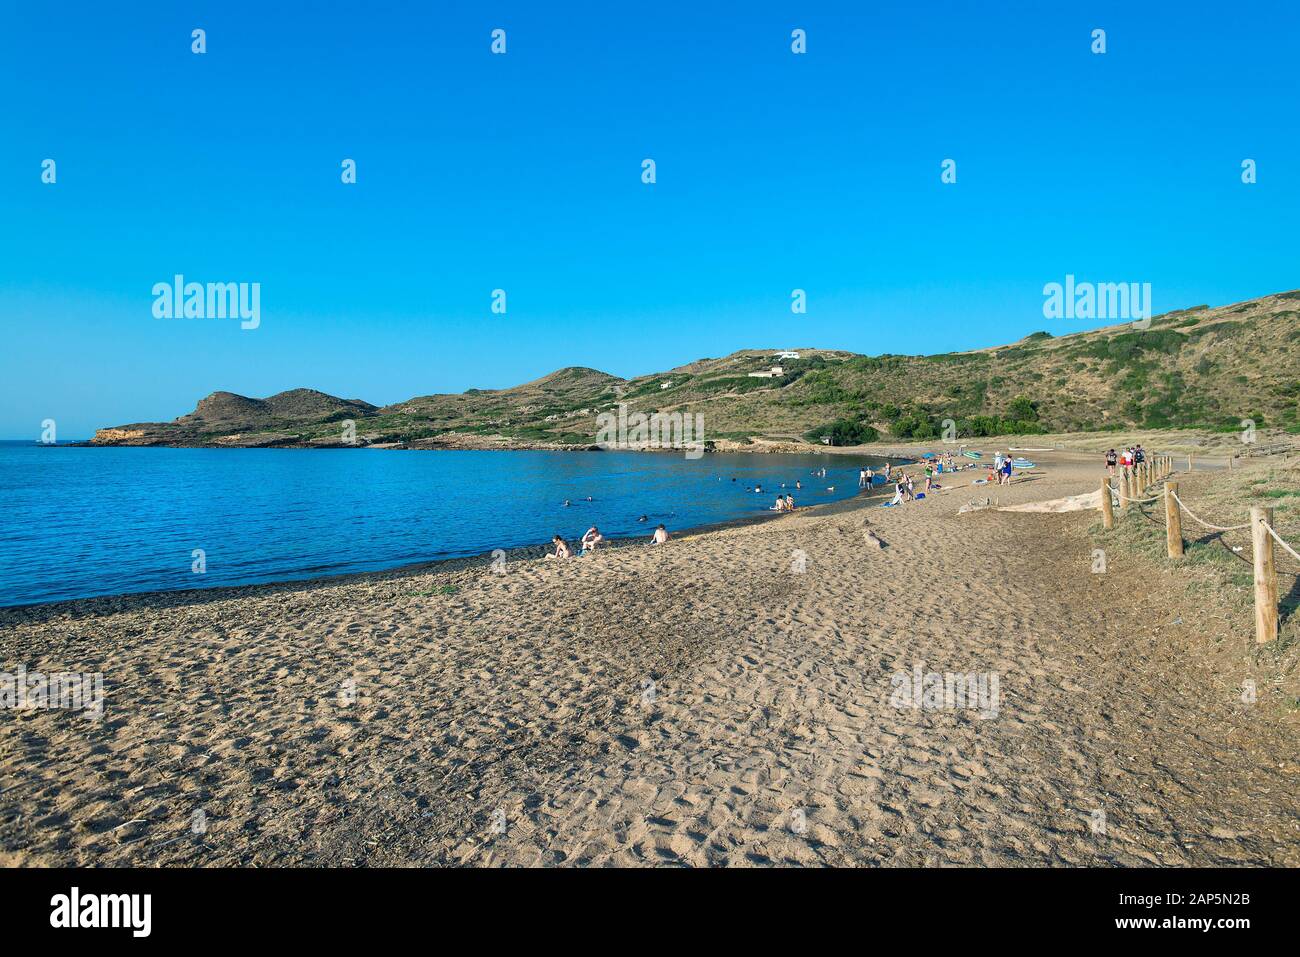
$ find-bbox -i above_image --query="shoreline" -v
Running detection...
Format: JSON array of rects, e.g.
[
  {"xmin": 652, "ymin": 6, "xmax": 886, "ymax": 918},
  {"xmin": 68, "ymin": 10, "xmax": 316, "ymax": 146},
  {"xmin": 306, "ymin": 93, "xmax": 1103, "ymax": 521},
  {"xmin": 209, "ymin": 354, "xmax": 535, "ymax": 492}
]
[
  {"xmin": 6, "ymin": 448, "xmax": 1295, "ymax": 866},
  {"xmin": 62, "ymin": 439, "xmax": 913, "ymax": 456},
  {"xmin": 0, "ymin": 472, "xmax": 910, "ymax": 618}
]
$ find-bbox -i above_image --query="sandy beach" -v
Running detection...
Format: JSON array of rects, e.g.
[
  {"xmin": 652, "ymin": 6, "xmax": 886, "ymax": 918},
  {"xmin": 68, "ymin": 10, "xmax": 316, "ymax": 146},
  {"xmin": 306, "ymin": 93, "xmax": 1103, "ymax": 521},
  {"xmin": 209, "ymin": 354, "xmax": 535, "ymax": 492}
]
[{"xmin": 2, "ymin": 450, "xmax": 1297, "ymax": 867}]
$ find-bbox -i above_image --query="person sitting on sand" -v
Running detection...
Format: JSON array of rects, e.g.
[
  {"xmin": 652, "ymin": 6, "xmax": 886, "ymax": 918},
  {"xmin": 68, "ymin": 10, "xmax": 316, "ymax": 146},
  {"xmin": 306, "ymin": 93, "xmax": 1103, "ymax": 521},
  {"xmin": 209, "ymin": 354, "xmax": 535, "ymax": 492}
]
[
  {"xmin": 651, "ymin": 524, "xmax": 669, "ymax": 545},
  {"xmin": 785, "ymin": 494, "xmax": 795, "ymax": 510},
  {"xmin": 580, "ymin": 525, "xmax": 604, "ymax": 553},
  {"xmin": 545, "ymin": 534, "xmax": 573, "ymax": 559},
  {"xmin": 772, "ymin": 496, "xmax": 787, "ymax": 511}
]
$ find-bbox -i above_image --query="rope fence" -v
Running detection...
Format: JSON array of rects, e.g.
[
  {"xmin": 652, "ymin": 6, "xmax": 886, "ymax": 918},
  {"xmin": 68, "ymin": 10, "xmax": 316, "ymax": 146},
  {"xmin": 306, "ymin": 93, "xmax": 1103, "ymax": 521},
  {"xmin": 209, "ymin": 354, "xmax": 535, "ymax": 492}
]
[
  {"xmin": 1098, "ymin": 453, "xmax": 1296, "ymax": 644},
  {"xmin": 1263, "ymin": 522, "xmax": 1300, "ymax": 564},
  {"xmin": 1166, "ymin": 490, "xmax": 1251, "ymax": 532}
]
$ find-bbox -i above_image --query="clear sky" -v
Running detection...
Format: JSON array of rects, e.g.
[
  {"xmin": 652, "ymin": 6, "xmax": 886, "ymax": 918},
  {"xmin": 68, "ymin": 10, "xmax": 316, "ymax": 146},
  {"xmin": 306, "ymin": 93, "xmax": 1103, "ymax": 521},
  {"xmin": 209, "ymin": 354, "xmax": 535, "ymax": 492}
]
[{"xmin": 2, "ymin": 1, "xmax": 1297, "ymax": 437}]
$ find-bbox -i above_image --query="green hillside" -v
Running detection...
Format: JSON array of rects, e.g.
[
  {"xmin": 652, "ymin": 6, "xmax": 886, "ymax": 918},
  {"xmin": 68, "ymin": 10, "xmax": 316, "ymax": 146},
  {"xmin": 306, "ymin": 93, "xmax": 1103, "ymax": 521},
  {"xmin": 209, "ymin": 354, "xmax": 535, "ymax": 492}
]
[{"xmin": 92, "ymin": 290, "xmax": 1300, "ymax": 449}]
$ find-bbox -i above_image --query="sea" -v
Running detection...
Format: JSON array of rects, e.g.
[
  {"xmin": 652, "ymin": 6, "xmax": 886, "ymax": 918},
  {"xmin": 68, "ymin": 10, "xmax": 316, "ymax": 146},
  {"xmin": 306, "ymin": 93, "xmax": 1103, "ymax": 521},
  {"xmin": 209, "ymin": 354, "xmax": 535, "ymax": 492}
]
[{"xmin": 0, "ymin": 442, "xmax": 905, "ymax": 607}]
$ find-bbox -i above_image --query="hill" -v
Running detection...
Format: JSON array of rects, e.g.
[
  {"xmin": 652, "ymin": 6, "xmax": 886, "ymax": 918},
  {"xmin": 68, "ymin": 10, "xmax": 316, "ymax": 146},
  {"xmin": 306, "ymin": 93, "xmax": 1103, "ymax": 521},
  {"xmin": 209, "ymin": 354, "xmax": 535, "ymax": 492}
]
[{"xmin": 90, "ymin": 290, "xmax": 1300, "ymax": 449}]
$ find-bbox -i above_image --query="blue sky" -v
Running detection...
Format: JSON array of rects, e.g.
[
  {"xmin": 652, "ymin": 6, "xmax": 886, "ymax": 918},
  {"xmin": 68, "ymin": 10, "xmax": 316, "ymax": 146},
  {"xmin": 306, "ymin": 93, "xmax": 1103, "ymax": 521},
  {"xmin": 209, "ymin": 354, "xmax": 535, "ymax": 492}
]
[{"xmin": 2, "ymin": 1, "xmax": 1297, "ymax": 437}]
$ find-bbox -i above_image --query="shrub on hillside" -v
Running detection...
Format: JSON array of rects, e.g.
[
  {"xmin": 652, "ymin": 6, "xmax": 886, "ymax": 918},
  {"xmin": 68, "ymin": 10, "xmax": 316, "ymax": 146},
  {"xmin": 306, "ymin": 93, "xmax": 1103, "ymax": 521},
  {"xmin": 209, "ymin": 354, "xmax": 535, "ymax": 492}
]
[{"xmin": 804, "ymin": 419, "xmax": 879, "ymax": 446}]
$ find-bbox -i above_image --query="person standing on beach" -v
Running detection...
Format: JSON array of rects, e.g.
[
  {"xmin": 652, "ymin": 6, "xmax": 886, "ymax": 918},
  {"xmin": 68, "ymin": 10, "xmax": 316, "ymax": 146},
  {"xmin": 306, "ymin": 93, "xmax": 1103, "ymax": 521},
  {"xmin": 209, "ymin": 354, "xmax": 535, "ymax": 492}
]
[
  {"xmin": 651, "ymin": 524, "xmax": 669, "ymax": 544},
  {"xmin": 859, "ymin": 468, "xmax": 868, "ymax": 489}
]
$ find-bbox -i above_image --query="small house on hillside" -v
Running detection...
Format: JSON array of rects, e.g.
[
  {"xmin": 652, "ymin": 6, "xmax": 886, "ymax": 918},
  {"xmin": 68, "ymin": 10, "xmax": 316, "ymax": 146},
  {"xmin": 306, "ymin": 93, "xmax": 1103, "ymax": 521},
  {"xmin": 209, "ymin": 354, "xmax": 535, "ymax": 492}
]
[{"xmin": 747, "ymin": 366, "xmax": 784, "ymax": 378}]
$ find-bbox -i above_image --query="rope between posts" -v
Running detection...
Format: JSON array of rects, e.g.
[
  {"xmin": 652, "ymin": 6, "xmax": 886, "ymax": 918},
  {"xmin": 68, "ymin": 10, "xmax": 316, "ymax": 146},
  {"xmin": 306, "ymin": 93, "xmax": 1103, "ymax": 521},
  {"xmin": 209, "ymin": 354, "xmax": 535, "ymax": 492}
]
[
  {"xmin": 1168, "ymin": 489, "xmax": 1251, "ymax": 532},
  {"xmin": 1109, "ymin": 477, "xmax": 1162, "ymax": 505},
  {"xmin": 1262, "ymin": 521, "xmax": 1300, "ymax": 564}
]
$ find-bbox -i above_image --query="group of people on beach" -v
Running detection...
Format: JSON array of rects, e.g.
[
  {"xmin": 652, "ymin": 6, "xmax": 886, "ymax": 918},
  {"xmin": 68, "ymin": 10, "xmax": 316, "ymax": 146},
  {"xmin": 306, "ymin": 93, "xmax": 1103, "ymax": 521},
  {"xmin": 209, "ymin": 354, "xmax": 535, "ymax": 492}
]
[
  {"xmin": 888, "ymin": 472, "xmax": 917, "ymax": 505},
  {"xmin": 988, "ymin": 451, "xmax": 1017, "ymax": 486},
  {"xmin": 546, "ymin": 522, "xmax": 668, "ymax": 560},
  {"xmin": 1104, "ymin": 445, "xmax": 1146, "ymax": 476}
]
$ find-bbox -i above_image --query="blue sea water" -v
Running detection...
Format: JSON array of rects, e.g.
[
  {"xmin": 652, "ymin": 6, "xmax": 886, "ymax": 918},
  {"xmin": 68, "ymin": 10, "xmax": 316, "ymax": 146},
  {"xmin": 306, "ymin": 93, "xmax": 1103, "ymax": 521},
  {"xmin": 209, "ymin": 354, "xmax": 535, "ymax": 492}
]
[{"xmin": 0, "ymin": 443, "xmax": 902, "ymax": 607}]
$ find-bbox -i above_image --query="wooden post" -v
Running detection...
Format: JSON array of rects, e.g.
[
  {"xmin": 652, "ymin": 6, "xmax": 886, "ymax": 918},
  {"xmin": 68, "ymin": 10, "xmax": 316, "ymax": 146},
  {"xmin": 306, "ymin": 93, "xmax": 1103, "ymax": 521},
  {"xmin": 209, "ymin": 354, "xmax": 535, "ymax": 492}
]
[
  {"xmin": 1251, "ymin": 506, "xmax": 1278, "ymax": 644},
  {"xmin": 1124, "ymin": 469, "xmax": 1135, "ymax": 508},
  {"xmin": 1165, "ymin": 482, "xmax": 1183, "ymax": 558},
  {"xmin": 1101, "ymin": 476, "xmax": 1114, "ymax": 530},
  {"xmin": 1187, "ymin": 454, "xmax": 1193, "ymax": 472}
]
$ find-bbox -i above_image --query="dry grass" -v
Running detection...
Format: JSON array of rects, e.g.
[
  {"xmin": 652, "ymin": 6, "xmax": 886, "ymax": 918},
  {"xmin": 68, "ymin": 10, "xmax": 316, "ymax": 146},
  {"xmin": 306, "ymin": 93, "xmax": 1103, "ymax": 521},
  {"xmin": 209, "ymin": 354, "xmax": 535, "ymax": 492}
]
[{"xmin": 1088, "ymin": 455, "xmax": 1300, "ymax": 712}]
